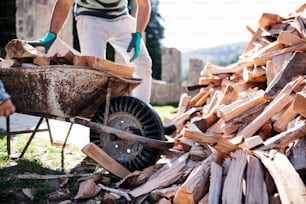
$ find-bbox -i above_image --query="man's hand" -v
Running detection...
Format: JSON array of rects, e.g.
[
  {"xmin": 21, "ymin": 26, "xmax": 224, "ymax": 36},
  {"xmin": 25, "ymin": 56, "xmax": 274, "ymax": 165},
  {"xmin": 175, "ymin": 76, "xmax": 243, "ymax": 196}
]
[
  {"xmin": 0, "ymin": 99, "xmax": 15, "ymax": 117},
  {"xmin": 28, "ymin": 32, "xmax": 57, "ymax": 53},
  {"xmin": 127, "ymin": 32, "xmax": 142, "ymax": 62}
]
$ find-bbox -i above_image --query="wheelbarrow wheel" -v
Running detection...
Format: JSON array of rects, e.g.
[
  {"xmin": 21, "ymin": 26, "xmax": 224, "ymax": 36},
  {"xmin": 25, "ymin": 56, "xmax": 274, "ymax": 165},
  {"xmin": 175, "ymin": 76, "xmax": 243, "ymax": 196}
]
[{"xmin": 90, "ymin": 96, "xmax": 165, "ymax": 171}]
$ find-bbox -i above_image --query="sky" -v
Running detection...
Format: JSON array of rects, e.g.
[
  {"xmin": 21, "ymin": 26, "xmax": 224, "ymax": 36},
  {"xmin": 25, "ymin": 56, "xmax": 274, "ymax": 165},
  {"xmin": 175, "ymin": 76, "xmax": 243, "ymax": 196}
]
[{"xmin": 158, "ymin": 0, "xmax": 305, "ymax": 52}]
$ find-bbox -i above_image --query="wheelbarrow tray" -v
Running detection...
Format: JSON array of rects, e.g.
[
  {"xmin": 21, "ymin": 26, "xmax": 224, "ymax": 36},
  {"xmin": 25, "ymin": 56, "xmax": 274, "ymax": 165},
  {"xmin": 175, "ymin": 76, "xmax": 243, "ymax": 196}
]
[{"xmin": 0, "ymin": 65, "xmax": 140, "ymax": 118}]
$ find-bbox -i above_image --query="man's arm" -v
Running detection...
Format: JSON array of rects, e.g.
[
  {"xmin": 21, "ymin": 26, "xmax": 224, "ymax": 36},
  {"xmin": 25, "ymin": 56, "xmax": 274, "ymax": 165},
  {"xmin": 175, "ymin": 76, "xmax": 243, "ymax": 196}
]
[
  {"xmin": 135, "ymin": 0, "xmax": 151, "ymax": 35},
  {"xmin": 49, "ymin": 0, "xmax": 75, "ymax": 34}
]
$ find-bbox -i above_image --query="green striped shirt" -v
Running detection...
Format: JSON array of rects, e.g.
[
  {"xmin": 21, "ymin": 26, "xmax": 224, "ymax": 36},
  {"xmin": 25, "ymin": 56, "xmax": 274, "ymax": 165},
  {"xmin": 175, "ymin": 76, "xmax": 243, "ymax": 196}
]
[{"xmin": 74, "ymin": 0, "xmax": 129, "ymax": 20}]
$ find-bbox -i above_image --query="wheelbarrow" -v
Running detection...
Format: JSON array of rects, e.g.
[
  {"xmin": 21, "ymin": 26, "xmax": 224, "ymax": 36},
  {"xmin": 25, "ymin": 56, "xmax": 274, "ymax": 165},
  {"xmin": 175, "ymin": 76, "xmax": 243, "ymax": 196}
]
[{"xmin": 0, "ymin": 65, "xmax": 174, "ymax": 171}]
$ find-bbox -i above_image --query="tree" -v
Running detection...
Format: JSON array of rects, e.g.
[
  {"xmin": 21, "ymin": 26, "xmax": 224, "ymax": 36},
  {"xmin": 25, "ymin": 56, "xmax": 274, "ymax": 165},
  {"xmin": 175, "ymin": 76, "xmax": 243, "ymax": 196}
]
[{"xmin": 145, "ymin": 0, "xmax": 164, "ymax": 80}]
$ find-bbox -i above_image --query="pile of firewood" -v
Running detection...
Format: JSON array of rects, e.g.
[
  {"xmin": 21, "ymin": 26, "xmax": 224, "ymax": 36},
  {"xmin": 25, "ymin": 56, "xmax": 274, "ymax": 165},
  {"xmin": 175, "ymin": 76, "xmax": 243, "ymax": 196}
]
[
  {"xmin": 101, "ymin": 4, "xmax": 305, "ymax": 204},
  {"xmin": 73, "ymin": 4, "xmax": 306, "ymax": 204},
  {"xmin": 1, "ymin": 4, "xmax": 305, "ymax": 204}
]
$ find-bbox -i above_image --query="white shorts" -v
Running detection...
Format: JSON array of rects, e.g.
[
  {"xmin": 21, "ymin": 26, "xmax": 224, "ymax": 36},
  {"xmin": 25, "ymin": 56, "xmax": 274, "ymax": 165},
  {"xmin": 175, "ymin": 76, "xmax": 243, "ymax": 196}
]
[{"xmin": 76, "ymin": 15, "xmax": 152, "ymax": 103}]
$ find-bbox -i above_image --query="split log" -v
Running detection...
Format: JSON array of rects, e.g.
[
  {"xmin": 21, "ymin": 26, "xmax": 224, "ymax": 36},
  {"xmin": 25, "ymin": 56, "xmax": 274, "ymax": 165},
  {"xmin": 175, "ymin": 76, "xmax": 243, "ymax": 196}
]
[
  {"xmin": 220, "ymin": 102, "xmax": 268, "ymax": 135},
  {"xmin": 254, "ymin": 151, "xmax": 306, "ymax": 204},
  {"xmin": 216, "ymin": 90, "xmax": 266, "ymax": 121},
  {"xmin": 256, "ymin": 118, "xmax": 306, "ymax": 151},
  {"xmin": 150, "ymin": 185, "xmax": 180, "ymax": 201},
  {"xmin": 173, "ymin": 153, "xmax": 215, "ymax": 204},
  {"xmin": 73, "ymin": 55, "xmax": 135, "ymax": 79},
  {"xmin": 74, "ymin": 178, "xmax": 101, "ymax": 200},
  {"xmin": 235, "ymin": 77, "xmax": 302, "ymax": 141},
  {"xmin": 183, "ymin": 129, "xmax": 239, "ymax": 154},
  {"xmin": 208, "ymin": 161, "xmax": 223, "ymax": 204},
  {"xmin": 130, "ymin": 153, "xmax": 189, "ymax": 198},
  {"xmin": 5, "ymin": 39, "xmax": 45, "ymax": 59},
  {"xmin": 288, "ymin": 136, "xmax": 306, "ymax": 172},
  {"xmin": 82, "ymin": 143, "xmax": 131, "ymax": 178},
  {"xmin": 202, "ymin": 43, "xmax": 306, "ymax": 74},
  {"xmin": 222, "ymin": 150, "xmax": 247, "ymax": 204},
  {"xmin": 265, "ymin": 51, "xmax": 306, "ymax": 98},
  {"xmin": 273, "ymin": 98, "xmax": 298, "ymax": 133},
  {"xmin": 293, "ymin": 89, "xmax": 306, "ymax": 117},
  {"xmin": 245, "ymin": 155, "xmax": 269, "ymax": 204}
]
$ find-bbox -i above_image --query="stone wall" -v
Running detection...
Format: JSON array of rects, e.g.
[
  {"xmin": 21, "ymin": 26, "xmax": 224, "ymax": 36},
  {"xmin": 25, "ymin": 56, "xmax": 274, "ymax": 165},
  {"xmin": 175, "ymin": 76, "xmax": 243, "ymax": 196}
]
[
  {"xmin": 16, "ymin": 0, "xmax": 73, "ymax": 46},
  {"xmin": 150, "ymin": 48, "xmax": 185, "ymax": 105}
]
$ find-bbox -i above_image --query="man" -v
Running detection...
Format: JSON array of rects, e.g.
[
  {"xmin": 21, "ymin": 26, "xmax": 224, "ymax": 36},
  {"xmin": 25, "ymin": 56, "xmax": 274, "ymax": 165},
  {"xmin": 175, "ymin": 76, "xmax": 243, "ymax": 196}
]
[
  {"xmin": 29, "ymin": 0, "xmax": 153, "ymax": 103},
  {"xmin": 0, "ymin": 80, "xmax": 15, "ymax": 117}
]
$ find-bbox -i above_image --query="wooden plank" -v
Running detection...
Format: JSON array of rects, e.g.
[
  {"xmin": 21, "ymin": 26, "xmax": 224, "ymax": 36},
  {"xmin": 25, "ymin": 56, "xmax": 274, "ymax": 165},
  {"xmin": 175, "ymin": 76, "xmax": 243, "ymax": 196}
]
[
  {"xmin": 222, "ymin": 150, "xmax": 247, "ymax": 204},
  {"xmin": 173, "ymin": 153, "xmax": 215, "ymax": 204},
  {"xmin": 81, "ymin": 143, "xmax": 130, "ymax": 178},
  {"xmin": 130, "ymin": 153, "xmax": 189, "ymax": 198},
  {"xmin": 254, "ymin": 151, "xmax": 306, "ymax": 204},
  {"xmin": 258, "ymin": 13, "xmax": 285, "ymax": 30},
  {"xmin": 245, "ymin": 155, "xmax": 269, "ymax": 204}
]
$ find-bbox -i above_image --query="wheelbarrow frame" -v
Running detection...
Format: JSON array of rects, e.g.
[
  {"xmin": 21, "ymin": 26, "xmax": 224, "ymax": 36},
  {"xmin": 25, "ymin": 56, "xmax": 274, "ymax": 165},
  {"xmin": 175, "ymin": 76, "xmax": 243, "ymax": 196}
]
[{"xmin": 1, "ymin": 65, "xmax": 172, "ymax": 158}]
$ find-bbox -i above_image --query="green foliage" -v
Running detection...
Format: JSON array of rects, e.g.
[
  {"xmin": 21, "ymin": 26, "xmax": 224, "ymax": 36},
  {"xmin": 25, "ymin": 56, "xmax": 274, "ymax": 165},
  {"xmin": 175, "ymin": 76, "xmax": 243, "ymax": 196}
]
[{"xmin": 145, "ymin": 0, "xmax": 165, "ymax": 80}]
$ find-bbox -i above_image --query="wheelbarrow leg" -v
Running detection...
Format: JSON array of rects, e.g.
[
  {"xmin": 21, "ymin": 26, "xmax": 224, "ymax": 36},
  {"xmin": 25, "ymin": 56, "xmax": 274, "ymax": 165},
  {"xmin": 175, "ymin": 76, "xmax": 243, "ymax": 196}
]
[
  {"xmin": 6, "ymin": 116, "xmax": 11, "ymax": 156},
  {"xmin": 19, "ymin": 117, "xmax": 44, "ymax": 158}
]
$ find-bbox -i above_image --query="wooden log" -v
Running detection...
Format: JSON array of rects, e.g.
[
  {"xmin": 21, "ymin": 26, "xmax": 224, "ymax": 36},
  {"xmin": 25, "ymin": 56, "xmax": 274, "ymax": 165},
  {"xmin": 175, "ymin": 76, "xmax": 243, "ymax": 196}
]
[
  {"xmin": 243, "ymin": 67, "xmax": 266, "ymax": 83},
  {"xmin": 277, "ymin": 30, "xmax": 306, "ymax": 46},
  {"xmin": 288, "ymin": 136, "xmax": 306, "ymax": 172},
  {"xmin": 245, "ymin": 155, "xmax": 269, "ymax": 204},
  {"xmin": 265, "ymin": 51, "xmax": 306, "ymax": 98},
  {"xmin": 235, "ymin": 77, "xmax": 302, "ymax": 140},
  {"xmin": 73, "ymin": 55, "xmax": 134, "ymax": 79},
  {"xmin": 256, "ymin": 118, "xmax": 306, "ymax": 151},
  {"xmin": 273, "ymin": 98, "xmax": 298, "ymax": 133},
  {"xmin": 130, "ymin": 153, "xmax": 189, "ymax": 198},
  {"xmin": 216, "ymin": 90, "xmax": 266, "ymax": 121},
  {"xmin": 150, "ymin": 185, "xmax": 180, "ymax": 201},
  {"xmin": 202, "ymin": 43, "xmax": 306, "ymax": 74},
  {"xmin": 254, "ymin": 151, "xmax": 306, "ymax": 204},
  {"xmin": 183, "ymin": 129, "xmax": 238, "ymax": 154},
  {"xmin": 5, "ymin": 39, "xmax": 45, "ymax": 59},
  {"xmin": 82, "ymin": 143, "xmax": 131, "ymax": 178},
  {"xmin": 220, "ymin": 102, "xmax": 268, "ymax": 135},
  {"xmin": 222, "ymin": 150, "xmax": 247, "ymax": 204},
  {"xmin": 241, "ymin": 135, "xmax": 264, "ymax": 150},
  {"xmin": 189, "ymin": 143, "xmax": 212, "ymax": 161},
  {"xmin": 173, "ymin": 153, "xmax": 215, "ymax": 204},
  {"xmin": 258, "ymin": 13, "xmax": 285, "ymax": 30},
  {"xmin": 293, "ymin": 89, "xmax": 306, "ymax": 117},
  {"xmin": 208, "ymin": 161, "xmax": 223, "ymax": 204},
  {"xmin": 33, "ymin": 56, "xmax": 50, "ymax": 66}
]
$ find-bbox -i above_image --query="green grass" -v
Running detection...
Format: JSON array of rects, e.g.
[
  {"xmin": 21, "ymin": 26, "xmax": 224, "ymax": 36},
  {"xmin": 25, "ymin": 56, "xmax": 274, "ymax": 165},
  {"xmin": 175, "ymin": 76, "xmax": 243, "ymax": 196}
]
[{"xmin": 152, "ymin": 104, "xmax": 177, "ymax": 121}]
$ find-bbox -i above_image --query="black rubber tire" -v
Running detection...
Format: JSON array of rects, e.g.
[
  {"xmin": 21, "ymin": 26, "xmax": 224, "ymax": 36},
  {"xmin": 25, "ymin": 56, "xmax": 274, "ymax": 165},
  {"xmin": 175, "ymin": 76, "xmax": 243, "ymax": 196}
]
[{"xmin": 90, "ymin": 96, "xmax": 165, "ymax": 171}]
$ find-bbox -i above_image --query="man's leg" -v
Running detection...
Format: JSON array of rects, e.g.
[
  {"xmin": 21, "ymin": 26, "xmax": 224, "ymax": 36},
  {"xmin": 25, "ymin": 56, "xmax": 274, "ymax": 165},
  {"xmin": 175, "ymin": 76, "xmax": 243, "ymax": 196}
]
[{"xmin": 109, "ymin": 16, "xmax": 152, "ymax": 103}]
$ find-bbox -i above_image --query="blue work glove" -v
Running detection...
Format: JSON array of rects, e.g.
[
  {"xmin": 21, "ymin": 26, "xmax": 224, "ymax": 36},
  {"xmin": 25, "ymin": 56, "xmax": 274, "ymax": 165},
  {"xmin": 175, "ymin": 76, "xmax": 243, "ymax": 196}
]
[
  {"xmin": 127, "ymin": 32, "xmax": 142, "ymax": 62},
  {"xmin": 28, "ymin": 32, "xmax": 57, "ymax": 53}
]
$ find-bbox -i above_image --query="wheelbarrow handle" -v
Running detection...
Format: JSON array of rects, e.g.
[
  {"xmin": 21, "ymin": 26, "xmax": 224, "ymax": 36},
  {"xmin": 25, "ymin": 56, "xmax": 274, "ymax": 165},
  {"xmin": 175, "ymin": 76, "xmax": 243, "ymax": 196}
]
[{"xmin": 70, "ymin": 117, "xmax": 174, "ymax": 150}]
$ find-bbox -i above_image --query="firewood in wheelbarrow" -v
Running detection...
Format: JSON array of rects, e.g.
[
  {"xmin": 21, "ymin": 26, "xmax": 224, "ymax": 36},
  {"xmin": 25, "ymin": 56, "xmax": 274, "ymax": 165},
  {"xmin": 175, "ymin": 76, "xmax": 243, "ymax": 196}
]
[{"xmin": 5, "ymin": 39, "xmax": 45, "ymax": 59}]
